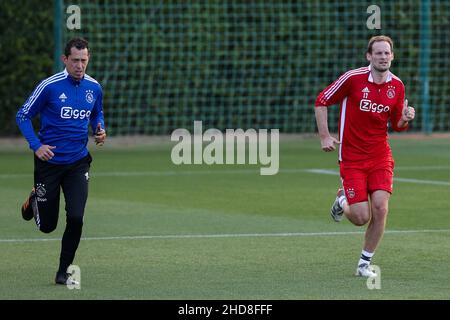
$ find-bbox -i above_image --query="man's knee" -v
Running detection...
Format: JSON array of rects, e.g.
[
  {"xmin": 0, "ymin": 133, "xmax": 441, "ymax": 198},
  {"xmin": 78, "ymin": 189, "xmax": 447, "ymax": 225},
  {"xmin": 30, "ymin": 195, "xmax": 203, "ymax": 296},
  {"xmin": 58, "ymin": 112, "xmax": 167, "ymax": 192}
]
[
  {"xmin": 34, "ymin": 199, "xmax": 60, "ymax": 234},
  {"xmin": 347, "ymin": 208, "xmax": 370, "ymax": 226},
  {"xmin": 370, "ymin": 190, "xmax": 390, "ymax": 219},
  {"xmin": 351, "ymin": 215, "xmax": 370, "ymax": 226},
  {"xmin": 39, "ymin": 224, "xmax": 57, "ymax": 233},
  {"xmin": 371, "ymin": 202, "xmax": 389, "ymax": 221},
  {"xmin": 347, "ymin": 203, "xmax": 370, "ymax": 226}
]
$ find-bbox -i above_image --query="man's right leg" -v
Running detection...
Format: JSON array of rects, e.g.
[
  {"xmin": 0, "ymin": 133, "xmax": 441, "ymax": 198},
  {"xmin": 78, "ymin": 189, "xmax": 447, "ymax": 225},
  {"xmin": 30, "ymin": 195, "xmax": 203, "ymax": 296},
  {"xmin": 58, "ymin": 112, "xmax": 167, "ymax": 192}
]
[
  {"xmin": 333, "ymin": 164, "xmax": 376, "ymax": 277},
  {"xmin": 331, "ymin": 165, "xmax": 370, "ymax": 224},
  {"xmin": 32, "ymin": 156, "xmax": 62, "ymax": 233},
  {"xmin": 21, "ymin": 187, "xmax": 36, "ymax": 221},
  {"xmin": 330, "ymin": 195, "xmax": 376, "ymax": 276}
]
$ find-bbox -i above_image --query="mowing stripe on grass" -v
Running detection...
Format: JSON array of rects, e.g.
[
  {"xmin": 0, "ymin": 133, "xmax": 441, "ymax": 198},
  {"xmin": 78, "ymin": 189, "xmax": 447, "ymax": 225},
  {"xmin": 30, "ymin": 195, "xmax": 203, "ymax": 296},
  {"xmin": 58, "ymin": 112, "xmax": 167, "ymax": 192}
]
[
  {"xmin": 2, "ymin": 166, "xmax": 450, "ymax": 186},
  {"xmin": 1, "ymin": 229, "xmax": 449, "ymax": 243}
]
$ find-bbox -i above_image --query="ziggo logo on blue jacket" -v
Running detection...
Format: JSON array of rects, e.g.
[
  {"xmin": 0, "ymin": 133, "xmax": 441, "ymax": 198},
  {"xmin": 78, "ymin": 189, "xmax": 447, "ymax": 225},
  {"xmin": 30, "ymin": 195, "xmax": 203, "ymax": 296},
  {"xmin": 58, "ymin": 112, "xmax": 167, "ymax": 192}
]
[{"xmin": 60, "ymin": 107, "xmax": 91, "ymax": 119}]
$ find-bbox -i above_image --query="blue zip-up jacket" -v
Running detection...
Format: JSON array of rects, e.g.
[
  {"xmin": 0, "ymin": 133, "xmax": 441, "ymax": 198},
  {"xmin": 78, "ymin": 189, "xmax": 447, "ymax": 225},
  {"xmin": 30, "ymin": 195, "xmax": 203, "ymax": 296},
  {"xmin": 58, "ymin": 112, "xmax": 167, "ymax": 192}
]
[{"xmin": 16, "ymin": 69, "xmax": 105, "ymax": 164}]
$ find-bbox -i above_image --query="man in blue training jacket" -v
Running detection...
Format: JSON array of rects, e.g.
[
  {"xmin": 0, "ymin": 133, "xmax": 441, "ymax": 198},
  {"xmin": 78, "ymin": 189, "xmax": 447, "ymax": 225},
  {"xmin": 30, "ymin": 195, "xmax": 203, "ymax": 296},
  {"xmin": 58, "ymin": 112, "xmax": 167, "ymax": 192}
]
[{"xmin": 16, "ymin": 37, "xmax": 106, "ymax": 285}]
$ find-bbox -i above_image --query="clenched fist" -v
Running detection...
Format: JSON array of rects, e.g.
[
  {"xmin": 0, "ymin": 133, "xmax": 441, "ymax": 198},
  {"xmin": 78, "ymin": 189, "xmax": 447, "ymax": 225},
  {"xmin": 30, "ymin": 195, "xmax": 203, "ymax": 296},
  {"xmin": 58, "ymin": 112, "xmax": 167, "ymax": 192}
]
[
  {"xmin": 401, "ymin": 99, "xmax": 415, "ymax": 122},
  {"xmin": 95, "ymin": 123, "xmax": 106, "ymax": 146}
]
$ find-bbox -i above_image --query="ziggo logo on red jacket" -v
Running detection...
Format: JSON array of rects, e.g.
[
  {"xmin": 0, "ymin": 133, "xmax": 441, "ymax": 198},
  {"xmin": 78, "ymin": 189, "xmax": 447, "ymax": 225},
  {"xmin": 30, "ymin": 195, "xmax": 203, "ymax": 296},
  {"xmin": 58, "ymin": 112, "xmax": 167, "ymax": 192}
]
[{"xmin": 359, "ymin": 99, "xmax": 390, "ymax": 113}]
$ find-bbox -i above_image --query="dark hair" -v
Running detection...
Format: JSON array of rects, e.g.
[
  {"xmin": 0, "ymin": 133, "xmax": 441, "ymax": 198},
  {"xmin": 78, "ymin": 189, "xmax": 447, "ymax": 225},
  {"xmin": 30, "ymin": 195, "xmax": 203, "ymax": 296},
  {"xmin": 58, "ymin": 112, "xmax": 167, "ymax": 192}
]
[
  {"xmin": 64, "ymin": 37, "xmax": 89, "ymax": 57},
  {"xmin": 367, "ymin": 35, "xmax": 394, "ymax": 54}
]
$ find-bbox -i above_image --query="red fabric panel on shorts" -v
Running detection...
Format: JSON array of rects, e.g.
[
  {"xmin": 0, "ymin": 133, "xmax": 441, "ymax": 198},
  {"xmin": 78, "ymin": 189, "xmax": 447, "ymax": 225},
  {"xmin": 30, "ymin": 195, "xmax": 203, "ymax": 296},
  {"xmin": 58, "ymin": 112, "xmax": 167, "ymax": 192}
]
[
  {"xmin": 340, "ymin": 158, "xmax": 394, "ymax": 205},
  {"xmin": 367, "ymin": 162, "xmax": 394, "ymax": 195}
]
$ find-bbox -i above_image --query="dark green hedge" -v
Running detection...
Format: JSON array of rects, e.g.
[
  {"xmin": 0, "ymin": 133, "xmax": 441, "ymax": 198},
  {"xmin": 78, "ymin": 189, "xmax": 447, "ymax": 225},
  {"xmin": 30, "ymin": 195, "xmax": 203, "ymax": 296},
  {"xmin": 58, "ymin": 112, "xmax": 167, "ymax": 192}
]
[
  {"xmin": 1, "ymin": 1, "xmax": 449, "ymax": 136},
  {"xmin": 0, "ymin": 0, "xmax": 53, "ymax": 136}
]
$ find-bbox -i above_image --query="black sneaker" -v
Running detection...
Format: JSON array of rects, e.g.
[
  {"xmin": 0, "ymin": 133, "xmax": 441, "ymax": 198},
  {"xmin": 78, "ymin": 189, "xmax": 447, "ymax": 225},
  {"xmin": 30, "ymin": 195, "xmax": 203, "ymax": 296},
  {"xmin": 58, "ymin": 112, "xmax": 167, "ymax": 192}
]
[
  {"xmin": 55, "ymin": 272, "xmax": 79, "ymax": 285},
  {"xmin": 21, "ymin": 188, "xmax": 35, "ymax": 221}
]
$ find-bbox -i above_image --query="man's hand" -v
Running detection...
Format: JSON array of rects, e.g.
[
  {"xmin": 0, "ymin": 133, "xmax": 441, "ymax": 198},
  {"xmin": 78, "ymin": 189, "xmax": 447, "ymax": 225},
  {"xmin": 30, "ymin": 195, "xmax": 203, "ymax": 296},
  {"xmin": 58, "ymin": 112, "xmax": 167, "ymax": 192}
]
[
  {"xmin": 35, "ymin": 145, "xmax": 56, "ymax": 161},
  {"xmin": 95, "ymin": 123, "xmax": 106, "ymax": 146},
  {"xmin": 401, "ymin": 99, "xmax": 415, "ymax": 122},
  {"xmin": 320, "ymin": 135, "xmax": 341, "ymax": 152}
]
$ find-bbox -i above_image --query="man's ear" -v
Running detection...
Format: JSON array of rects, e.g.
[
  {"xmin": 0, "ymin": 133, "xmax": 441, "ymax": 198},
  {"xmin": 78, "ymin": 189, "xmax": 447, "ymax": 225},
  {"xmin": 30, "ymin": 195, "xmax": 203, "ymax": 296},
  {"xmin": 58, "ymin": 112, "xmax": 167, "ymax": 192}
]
[
  {"xmin": 366, "ymin": 52, "xmax": 371, "ymax": 62},
  {"xmin": 60, "ymin": 55, "xmax": 67, "ymax": 64}
]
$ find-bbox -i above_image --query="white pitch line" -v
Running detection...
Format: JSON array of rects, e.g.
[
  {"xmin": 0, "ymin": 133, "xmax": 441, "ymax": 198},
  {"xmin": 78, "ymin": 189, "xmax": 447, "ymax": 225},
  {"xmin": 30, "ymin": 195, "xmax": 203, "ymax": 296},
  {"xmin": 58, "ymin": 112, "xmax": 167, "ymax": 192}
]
[
  {"xmin": 394, "ymin": 165, "xmax": 450, "ymax": 171},
  {"xmin": 1, "ymin": 229, "xmax": 449, "ymax": 244},
  {"xmin": 303, "ymin": 169, "xmax": 338, "ymax": 176},
  {"xmin": 394, "ymin": 177, "xmax": 450, "ymax": 186}
]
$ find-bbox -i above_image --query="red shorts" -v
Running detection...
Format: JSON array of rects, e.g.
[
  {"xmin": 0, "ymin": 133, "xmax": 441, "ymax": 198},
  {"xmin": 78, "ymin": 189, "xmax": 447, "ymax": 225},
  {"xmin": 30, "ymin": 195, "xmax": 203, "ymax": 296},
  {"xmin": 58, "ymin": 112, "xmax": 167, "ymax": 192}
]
[{"xmin": 339, "ymin": 158, "xmax": 394, "ymax": 205}]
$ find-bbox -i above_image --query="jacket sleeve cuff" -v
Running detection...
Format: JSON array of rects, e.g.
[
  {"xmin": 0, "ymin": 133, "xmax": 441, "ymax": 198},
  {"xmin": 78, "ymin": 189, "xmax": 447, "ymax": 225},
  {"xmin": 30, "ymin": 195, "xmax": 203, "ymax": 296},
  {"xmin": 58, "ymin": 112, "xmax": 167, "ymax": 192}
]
[{"xmin": 30, "ymin": 141, "xmax": 42, "ymax": 152}]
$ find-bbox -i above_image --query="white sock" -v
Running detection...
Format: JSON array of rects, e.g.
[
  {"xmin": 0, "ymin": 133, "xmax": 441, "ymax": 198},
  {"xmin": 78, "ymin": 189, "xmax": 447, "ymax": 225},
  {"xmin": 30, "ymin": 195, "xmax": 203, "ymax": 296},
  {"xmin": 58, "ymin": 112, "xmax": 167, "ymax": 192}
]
[
  {"xmin": 358, "ymin": 250, "xmax": 374, "ymax": 267},
  {"xmin": 338, "ymin": 195, "xmax": 347, "ymax": 208}
]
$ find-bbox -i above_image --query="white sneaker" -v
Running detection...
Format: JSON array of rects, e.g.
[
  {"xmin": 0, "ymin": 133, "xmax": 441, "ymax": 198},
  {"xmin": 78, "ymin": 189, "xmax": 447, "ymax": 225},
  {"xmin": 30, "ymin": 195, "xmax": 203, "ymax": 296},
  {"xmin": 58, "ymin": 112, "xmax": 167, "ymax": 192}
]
[{"xmin": 355, "ymin": 263, "xmax": 377, "ymax": 277}]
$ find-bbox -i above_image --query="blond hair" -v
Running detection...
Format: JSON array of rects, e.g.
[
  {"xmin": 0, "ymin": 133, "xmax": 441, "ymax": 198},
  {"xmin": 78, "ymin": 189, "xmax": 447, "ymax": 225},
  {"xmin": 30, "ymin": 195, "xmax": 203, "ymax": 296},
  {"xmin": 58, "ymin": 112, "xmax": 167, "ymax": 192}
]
[{"xmin": 367, "ymin": 35, "xmax": 394, "ymax": 54}]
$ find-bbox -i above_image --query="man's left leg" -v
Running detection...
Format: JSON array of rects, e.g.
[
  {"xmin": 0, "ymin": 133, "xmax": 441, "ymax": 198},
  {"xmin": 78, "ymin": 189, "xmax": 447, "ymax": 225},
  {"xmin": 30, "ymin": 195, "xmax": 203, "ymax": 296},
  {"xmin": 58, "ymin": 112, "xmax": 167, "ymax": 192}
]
[
  {"xmin": 56, "ymin": 154, "xmax": 91, "ymax": 285},
  {"xmin": 364, "ymin": 190, "xmax": 390, "ymax": 253},
  {"xmin": 354, "ymin": 190, "xmax": 389, "ymax": 277},
  {"xmin": 356, "ymin": 159, "xmax": 393, "ymax": 277}
]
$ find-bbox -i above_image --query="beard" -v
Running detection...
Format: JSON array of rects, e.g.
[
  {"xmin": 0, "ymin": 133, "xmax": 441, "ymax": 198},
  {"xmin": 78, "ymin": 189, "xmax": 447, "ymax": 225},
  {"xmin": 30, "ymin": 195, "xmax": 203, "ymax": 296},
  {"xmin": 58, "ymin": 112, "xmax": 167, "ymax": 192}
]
[{"xmin": 372, "ymin": 63, "xmax": 390, "ymax": 72}]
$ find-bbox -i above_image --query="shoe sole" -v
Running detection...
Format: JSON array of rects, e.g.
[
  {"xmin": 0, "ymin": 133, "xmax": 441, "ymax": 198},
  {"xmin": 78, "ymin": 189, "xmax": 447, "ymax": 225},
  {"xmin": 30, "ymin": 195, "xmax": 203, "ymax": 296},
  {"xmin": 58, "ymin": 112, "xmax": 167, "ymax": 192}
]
[
  {"xmin": 330, "ymin": 212, "xmax": 343, "ymax": 222},
  {"xmin": 330, "ymin": 201, "xmax": 343, "ymax": 222}
]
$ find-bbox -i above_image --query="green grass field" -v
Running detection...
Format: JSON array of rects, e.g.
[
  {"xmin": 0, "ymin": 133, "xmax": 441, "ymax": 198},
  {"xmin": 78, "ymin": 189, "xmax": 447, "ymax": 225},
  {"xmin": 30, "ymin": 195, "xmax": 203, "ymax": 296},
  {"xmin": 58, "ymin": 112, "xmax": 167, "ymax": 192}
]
[{"xmin": 0, "ymin": 136, "xmax": 449, "ymax": 300}]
